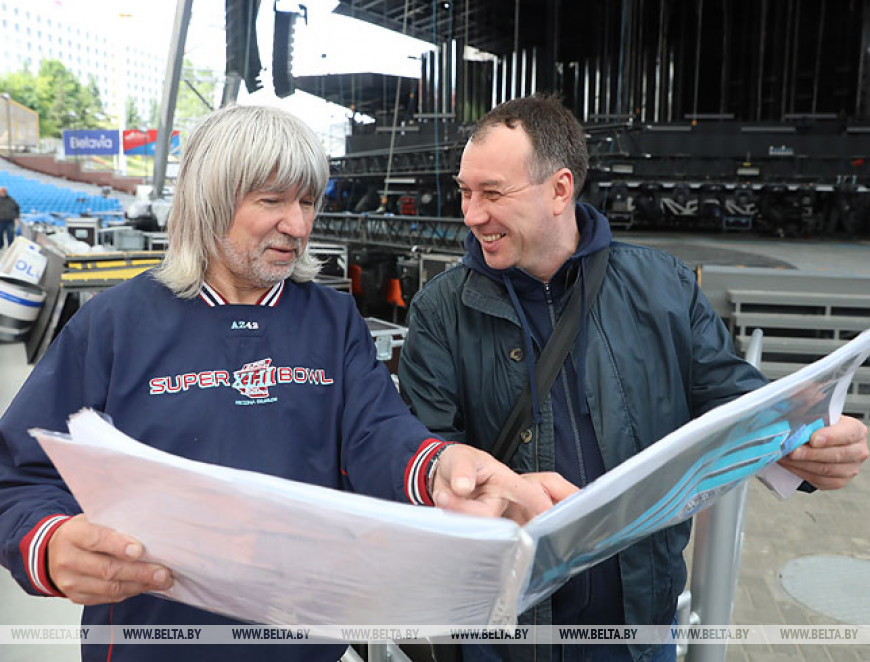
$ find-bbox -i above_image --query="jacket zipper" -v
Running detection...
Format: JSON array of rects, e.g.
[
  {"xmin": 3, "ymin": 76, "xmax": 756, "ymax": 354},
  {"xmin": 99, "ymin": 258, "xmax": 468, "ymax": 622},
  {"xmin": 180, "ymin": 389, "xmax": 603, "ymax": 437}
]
[{"xmin": 546, "ymin": 283, "xmax": 587, "ymax": 487}]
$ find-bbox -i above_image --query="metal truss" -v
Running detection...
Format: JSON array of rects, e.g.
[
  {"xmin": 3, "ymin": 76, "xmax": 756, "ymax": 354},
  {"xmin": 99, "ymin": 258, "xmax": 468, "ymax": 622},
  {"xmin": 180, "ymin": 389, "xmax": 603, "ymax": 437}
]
[
  {"xmin": 313, "ymin": 212, "xmax": 468, "ymax": 253},
  {"xmin": 329, "ymin": 144, "xmax": 464, "ymax": 179}
]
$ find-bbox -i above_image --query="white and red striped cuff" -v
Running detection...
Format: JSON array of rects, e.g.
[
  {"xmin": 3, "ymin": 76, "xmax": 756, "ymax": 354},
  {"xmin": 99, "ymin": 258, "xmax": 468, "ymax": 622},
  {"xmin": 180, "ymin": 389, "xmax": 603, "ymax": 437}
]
[
  {"xmin": 404, "ymin": 439, "xmax": 451, "ymax": 506},
  {"xmin": 19, "ymin": 514, "xmax": 71, "ymax": 596}
]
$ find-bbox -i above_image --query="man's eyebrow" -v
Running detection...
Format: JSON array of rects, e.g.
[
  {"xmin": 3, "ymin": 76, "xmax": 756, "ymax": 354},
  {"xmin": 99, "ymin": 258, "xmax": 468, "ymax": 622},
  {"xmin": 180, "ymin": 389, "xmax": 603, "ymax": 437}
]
[{"xmin": 452, "ymin": 176, "xmax": 504, "ymax": 188}]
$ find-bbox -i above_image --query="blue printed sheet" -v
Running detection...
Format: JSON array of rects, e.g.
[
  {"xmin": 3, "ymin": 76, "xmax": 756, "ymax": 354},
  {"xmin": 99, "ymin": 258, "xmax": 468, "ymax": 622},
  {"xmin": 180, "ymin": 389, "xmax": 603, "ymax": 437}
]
[{"xmin": 519, "ymin": 329, "xmax": 870, "ymax": 612}]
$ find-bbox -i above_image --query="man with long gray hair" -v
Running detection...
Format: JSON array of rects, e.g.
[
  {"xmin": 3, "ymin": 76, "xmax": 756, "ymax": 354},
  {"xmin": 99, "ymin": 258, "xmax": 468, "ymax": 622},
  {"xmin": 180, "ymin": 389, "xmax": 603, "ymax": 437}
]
[{"xmin": 0, "ymin": 104, "xmax": 574, "ymax": 662}]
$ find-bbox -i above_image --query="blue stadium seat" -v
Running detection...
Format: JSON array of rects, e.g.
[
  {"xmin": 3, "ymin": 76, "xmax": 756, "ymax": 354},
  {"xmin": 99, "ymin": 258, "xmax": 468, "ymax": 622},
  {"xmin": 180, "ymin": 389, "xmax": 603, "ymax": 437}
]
[{"xmin": 0, "ymin": 169, "xmax": 123, "ymax": 218}]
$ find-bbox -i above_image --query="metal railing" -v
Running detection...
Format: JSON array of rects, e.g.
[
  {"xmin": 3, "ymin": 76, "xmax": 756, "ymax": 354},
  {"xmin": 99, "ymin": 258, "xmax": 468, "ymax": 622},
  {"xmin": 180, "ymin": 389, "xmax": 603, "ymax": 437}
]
[
  {"xmin": 313, "ymin": 212, "xmax": 468, "ymax": 253},
  {"xmin": 680, "ymin": 328, "xmax": 763, "ymax": 661},
  {"xmin": 342, "ymin": 642, "xmax": 412, "ymax": 662}
]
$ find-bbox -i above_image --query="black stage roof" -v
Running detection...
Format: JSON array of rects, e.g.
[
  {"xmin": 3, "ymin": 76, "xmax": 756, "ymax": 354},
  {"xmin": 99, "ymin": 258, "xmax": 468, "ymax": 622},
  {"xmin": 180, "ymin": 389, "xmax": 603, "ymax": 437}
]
[
  {"xmin": 333, "ymin": 0, "xmax": 554, "ymax": 56},
  {"xmin": 293, "ymin": 73, "xmax": 418, "ymax": 115}
]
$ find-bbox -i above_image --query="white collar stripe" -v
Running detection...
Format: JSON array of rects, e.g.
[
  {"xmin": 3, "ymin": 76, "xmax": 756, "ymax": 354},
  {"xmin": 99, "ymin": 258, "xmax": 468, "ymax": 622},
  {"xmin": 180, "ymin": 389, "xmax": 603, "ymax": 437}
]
[
  {"xmin": 198, "ymin": 291, "xmax": 216, "ymax": 307},
  {"xmin": 199, "ymin": 283, "xmax": 226, "ymax": 307},
  {"xmin": 199, "ymin": 281, "xmax": 283, "ymax": 307},
  {"xmin": 259, "ymin": 281, "xmax": 284, "ymax": 308}
]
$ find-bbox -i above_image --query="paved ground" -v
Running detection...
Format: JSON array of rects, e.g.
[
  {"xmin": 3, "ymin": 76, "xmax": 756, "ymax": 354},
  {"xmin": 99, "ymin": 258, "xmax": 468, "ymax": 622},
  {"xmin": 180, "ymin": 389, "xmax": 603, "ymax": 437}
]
[
  {"xmin": 630, "ymin": 233, "xmax": 870, "ymax": 662},
  {"xmin": 0, "ymin": 341, "xmax": 82, "ymax": 662},
  {"xmin": 621, "ymin": 232, "xmax": 870, "ymax": 275},
  {"xmin": 0, "ymin": 236, "xmax": 868, "ymax": 661},
  {"xmin": 721, "ymin": 475, "xmax": 870, "ymax": 662}
]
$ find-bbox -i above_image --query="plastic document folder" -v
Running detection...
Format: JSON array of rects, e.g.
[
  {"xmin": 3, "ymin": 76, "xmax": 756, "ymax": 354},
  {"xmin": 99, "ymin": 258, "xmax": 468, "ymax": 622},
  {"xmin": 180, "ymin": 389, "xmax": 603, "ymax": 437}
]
[{"xmin": 32, "ymin": 329, "xmax": 870, "ymax": 634}]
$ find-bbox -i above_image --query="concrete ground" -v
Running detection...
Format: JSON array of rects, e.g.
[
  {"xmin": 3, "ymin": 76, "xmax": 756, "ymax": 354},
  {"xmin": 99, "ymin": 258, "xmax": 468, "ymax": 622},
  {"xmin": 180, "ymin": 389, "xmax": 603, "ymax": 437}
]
[
  {"xmin": 0, "ymin": 341, "xmax": 82, "ymax": 662},
  {"xmin": 628, "ymin": 232, "xmax": 870, "ymax": 662},
  {"xmin": 622, "ymin": 231, "xmax": 870, "ymax": 276},
  {"xmin": 0, "ymin": 235, "xmax": 868, "ymax": 661},
  {"xmin": 723, "ymin": 475, "xmax": 870, "ymax": 662}
]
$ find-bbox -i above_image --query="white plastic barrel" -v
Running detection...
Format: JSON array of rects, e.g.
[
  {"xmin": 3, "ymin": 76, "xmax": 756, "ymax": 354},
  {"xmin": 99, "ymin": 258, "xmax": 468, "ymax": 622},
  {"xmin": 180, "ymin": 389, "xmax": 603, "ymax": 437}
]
[{"xmin": 0, "ymin": 274, "xmax": 47, "ymax": 342}]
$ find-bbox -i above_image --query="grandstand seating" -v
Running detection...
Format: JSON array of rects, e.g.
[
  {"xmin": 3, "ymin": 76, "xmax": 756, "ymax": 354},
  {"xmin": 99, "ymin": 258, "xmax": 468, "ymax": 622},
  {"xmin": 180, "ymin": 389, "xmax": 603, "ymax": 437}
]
[{"xmin": 0, "ymin": 170, "xmax": 123, "ymax": 219}]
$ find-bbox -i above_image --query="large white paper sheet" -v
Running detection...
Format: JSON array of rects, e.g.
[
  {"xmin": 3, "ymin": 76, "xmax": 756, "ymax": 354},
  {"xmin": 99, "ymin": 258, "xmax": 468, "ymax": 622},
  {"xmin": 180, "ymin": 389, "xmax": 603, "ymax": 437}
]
[
  {"xmin": 31, "ymin": 330, "xmax": 870, "ymax": 631},
  {"xmin": 32, "ymin": 415, "xmax": 534, "ymax": 632}
]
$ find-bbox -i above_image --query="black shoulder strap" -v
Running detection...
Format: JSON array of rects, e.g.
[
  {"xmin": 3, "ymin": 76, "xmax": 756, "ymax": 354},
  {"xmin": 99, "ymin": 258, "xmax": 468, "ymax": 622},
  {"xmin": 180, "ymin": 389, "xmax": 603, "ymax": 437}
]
[{"xmin": 490, "ymin": 246, "xmax": 610, "ymax": 464}]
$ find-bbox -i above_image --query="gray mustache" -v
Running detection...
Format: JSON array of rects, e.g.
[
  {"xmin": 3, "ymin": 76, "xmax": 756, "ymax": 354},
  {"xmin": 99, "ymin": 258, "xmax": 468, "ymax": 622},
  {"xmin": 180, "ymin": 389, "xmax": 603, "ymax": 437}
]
[{"xmin": 265, "ymin": 238, "xmax": 302, "ymax": 252}]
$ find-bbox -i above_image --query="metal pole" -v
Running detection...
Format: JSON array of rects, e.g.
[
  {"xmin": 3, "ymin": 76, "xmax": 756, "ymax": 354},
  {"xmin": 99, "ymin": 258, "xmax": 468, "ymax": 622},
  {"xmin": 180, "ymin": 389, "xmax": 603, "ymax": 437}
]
[
  {"xmin": 720, "ymin": 0, "xmax": 731, "ymax": 116},
  {"xmin": 2, "ymin": 94, "xmax": 11, "ymax": 155},
  {"xmin": 780, "ymin": 0, "xmax": 794, "ymax": 120},
  {"xmin": 692, "ymin": 0, "xmax": 703, "ymax": 121},
  {"xmin": 811, "ymin": 0, "xmax": 826, "ymax": 116},
  {"xmin": 512, "ymin": 0, "xmax": 520, "ymax": 100},
  {"xmin": 756, "ymin": 0, "xmax": 767, "ymax": 120},
  {"xmin": 340, "ymin": 646, "xmax": 365, "ymax": 662},
  {"xmin": 366, "ymin": 643, "xmax": 413, "ymax": 662},
  {"xmin": 684, "ymin": 329, "xmax": 763, "ymax": 662},
  {"xmin": 221, "ymin": 73, "xmax": 243, "ymax": 107},
  {"xmin": 789, "ymin": 0, "xmax": 802, "ymax": 115},
  {"xmin": 855, "ymin": 0, "xmax": 870, "ymax": 118},
  {"xmin": 151, "ymin": 0, "xmax": 193, "ymax": 201},
  {"xmin": 367, "ymin": 643, "xmax": 388, "ymax": 662}
]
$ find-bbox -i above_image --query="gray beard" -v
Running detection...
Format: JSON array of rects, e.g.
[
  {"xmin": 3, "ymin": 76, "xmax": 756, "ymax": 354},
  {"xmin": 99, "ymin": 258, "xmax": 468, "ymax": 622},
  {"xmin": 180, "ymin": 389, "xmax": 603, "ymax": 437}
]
[{"xmin": 219, "ymin": 236, "xmax": 301, "ymax": 288}]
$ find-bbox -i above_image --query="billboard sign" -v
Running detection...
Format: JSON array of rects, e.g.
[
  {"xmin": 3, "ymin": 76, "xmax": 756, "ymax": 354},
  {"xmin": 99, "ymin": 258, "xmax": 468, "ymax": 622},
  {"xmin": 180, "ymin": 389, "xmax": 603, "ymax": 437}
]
[
  {"xmin": 123, "ymin": 129, "xmax": 181, "ymax": 156},
  {"xmin": 63, "ymin": 129, "xmax": 120, "ymax": 155}
]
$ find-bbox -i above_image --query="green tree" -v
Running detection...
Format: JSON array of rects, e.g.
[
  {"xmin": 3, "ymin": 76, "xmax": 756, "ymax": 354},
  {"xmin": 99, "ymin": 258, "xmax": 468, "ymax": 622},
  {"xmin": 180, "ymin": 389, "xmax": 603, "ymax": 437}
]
[
  {"xmin": 147, "ymin": 99, "xmax": 160, "ymax": 128},
  {"xmin": 84, "ymin": 76, "xmax": 106, "ymax": 126},
  {"xmin": 0, "ymin": 69, "xmax": 40, "ymax": 114},
  {"xmin": 174, "ymin": 61, "xmax": 217, "ymax": 132},
  {"xmin": 0, "ymin": 60, "xmax": 105, "ymax": 137},
  {"xmin": 136, "ymin": 62, "xmax": 216, "ymax": 139},
  {"xmin": 2, "ymin": 58, "xmax": 216, "ymax": 139},
  {"xmin": 126, "ymin": 97, "xmax": 143, "ymax": 129}
]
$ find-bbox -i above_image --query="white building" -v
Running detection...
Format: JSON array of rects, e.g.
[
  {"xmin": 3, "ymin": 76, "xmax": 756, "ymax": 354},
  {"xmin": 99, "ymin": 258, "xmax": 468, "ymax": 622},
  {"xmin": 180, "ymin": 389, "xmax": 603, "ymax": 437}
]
[{"xmin": 0, "ymin": 0, "xmax": 167, "ymax": 122}]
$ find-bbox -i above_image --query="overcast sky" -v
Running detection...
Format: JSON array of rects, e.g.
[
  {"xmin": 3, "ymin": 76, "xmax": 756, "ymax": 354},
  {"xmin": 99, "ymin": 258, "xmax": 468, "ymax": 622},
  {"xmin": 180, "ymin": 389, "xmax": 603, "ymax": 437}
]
[
  {"xmin": 68, "ymin": 0, "xmax": 431, "ymax": 150},
  {"xmin": 75, "ymin": 0, "xmax": 431, "ymax": 77}
]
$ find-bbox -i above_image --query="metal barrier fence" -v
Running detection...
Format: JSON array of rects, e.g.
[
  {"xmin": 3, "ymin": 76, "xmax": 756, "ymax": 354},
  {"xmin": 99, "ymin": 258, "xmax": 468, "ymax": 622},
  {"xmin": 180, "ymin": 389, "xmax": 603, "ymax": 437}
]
[
  {"xmin": 681, "ymin": 328, "xmax": 764, "ymax": 662},
  {"xmin": 0, "ymin": 95, "xmax": 39, "ymax": 153}
]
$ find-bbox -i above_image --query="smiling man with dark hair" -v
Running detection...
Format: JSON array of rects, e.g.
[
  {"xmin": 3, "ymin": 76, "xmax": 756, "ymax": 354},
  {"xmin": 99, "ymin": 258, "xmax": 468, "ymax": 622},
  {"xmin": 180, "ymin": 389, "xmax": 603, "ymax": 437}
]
[{"xmin": 400, "ymin": 94, "xmax": 868, "ymax": 662}]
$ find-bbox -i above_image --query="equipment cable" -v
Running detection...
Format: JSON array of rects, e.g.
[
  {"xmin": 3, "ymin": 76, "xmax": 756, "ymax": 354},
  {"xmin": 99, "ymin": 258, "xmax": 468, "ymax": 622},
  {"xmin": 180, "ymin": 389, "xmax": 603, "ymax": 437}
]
[{"xmin": 382, "ymin": 0, "xmax": 412, "ymax": 212}]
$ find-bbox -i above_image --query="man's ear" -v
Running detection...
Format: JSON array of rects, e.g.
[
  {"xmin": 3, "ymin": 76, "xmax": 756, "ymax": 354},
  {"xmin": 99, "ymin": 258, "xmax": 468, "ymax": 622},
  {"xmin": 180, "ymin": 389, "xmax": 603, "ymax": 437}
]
[{"xmin": 551, "ymin": 168, "xmax": 575, "ymax": 215}]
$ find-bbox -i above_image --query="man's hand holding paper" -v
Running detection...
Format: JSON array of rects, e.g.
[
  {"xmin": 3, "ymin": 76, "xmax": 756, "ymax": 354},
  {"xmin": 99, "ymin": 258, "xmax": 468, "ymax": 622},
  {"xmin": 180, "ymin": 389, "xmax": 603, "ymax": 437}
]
[
  {"xmin": 777, "ymin": 415, "xmax": 869, "ymax": 490},
  {"xmin": 426, "ymin": 444, "xmax": 578, "ymax": 524},
  {"xmin": 48, "ymin": 513, "xmax": 173, "ymax": 605}
]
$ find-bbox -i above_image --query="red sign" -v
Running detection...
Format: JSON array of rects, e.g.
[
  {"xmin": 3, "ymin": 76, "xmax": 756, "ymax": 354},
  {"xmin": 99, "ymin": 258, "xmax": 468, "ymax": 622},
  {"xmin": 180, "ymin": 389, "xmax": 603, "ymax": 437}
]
[{"xmin": 122, "ymin": 129, "xmax": 180, "ymax": 156}]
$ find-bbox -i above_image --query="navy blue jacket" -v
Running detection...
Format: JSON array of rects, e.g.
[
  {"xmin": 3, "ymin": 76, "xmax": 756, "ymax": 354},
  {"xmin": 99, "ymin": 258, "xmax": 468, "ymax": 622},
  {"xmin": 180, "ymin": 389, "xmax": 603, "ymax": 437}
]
[
  {"xmin": 399, "ymin": 205, "xmax": 767, "ymax": 662},
  {"xmin": 461, "ymin": 205, "xmax": 621, "ymax": 628}
]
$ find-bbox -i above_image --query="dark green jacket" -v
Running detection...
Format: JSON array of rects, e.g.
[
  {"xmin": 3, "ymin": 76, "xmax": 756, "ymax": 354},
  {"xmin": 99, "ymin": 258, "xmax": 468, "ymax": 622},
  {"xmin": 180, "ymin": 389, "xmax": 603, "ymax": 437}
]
[{"xmin": 399, "ymin": 242, "xmax": 765, "ymax": 662}]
